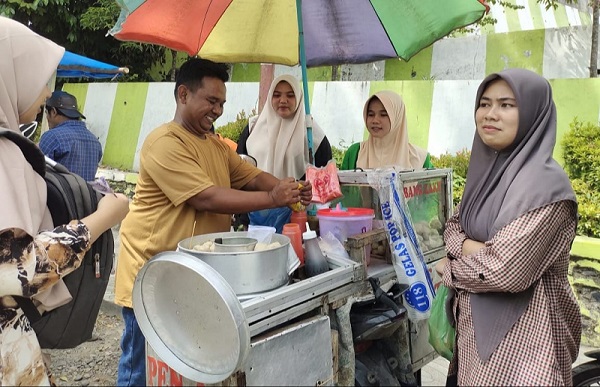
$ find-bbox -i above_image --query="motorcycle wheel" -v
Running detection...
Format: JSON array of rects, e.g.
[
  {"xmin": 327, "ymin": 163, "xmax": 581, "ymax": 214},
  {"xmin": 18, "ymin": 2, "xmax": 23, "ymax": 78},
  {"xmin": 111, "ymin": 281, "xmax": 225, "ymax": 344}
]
[{"xmin": 573, "ymin": 361, "xmax": 600, "ymax": 386}]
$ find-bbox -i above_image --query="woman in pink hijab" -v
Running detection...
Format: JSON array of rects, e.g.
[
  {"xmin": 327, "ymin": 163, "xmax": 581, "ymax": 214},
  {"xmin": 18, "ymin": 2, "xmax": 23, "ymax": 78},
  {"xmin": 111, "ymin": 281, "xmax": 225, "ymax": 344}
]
[{"xmin": 0, "ymin": 17, "xmax": 129, "ymax": 385}]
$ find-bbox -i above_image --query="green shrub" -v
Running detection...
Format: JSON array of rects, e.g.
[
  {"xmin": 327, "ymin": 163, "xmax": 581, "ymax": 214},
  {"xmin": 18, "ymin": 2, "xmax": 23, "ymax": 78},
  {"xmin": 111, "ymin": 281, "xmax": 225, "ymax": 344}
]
[
  {"xmin": 430, "ymin": 149, "xmax": 471, "ymax": 206},
  {"xmin": 215, "ymin": 109, "xmax": 256, "ymax": 143},
  {"xmin": 562, "ymin": 119, "xmax": 600, "ymax": 238},
  {"xmin": 571, "ymin": 179, "xmax": 600, "ymax": 237},
  {"xmin": 331, "ymin": 145, "xmax": 347, "ymax": 169},
  {"xmin": 562, "ymin": 119, "xmax": 600, "ymax": 191}
]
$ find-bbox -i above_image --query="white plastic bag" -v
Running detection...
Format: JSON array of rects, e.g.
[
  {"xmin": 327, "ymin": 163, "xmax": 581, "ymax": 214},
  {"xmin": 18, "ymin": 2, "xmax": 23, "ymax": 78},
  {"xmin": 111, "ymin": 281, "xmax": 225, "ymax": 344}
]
[{"xmin": 368, "ymin": 168, "xmax": 436, "ymax": 321}]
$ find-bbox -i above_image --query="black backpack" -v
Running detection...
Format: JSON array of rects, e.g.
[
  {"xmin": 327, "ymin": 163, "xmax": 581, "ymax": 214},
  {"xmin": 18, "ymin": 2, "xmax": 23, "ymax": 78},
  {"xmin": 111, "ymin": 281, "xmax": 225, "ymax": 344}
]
[{"xmin": 0, "ymin": 130, "xmax": 114, "ymax": 349}]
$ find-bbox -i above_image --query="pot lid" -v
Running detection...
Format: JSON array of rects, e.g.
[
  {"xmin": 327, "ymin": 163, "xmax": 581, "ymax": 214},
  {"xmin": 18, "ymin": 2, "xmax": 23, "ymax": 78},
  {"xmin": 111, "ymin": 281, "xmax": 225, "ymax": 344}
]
[{"xmin": 133, "ymin": 251, "xmax": 249, "ymax": 384}]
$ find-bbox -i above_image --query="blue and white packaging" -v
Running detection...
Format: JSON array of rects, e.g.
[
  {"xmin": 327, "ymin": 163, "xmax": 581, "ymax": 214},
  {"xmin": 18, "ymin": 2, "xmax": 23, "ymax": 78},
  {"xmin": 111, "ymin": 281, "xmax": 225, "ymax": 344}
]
[{"xmin": 368, "ymin": 169, "xmax": 436, "ymax": 321}]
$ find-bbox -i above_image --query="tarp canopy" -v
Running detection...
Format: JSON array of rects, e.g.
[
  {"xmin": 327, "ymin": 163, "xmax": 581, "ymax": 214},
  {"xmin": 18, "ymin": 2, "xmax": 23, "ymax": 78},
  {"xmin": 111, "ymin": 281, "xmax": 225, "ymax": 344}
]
[{"xmin": 57, "ymin": 51, "xmax": 128, "ymax": 79}]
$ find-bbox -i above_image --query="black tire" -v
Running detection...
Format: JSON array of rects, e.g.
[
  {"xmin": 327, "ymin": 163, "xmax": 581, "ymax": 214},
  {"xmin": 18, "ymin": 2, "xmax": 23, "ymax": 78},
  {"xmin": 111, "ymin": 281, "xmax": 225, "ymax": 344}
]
[{"xmin": 573, "ymin": 361, "xmax": 600, "ymax": 386}]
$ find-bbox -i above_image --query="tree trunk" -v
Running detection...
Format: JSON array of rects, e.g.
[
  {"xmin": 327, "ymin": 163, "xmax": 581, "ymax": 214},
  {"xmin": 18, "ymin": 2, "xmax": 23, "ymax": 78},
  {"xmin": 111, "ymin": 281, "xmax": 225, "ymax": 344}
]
[
  {"xmin": 331, "ymin": 64, "xmax": 340, "ymax": 81},
  {"xmin": 170, "ymin": 49, "xmax": 177, "ymax": 81},
  {"xmin": 590, "ymin": 0, "xmax": 599, "ymax": 78}
]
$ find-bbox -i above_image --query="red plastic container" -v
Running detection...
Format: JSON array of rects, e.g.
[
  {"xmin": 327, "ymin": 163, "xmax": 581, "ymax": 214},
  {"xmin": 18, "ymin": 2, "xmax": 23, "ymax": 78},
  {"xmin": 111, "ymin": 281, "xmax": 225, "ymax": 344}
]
[{"xmin": 290, "ymin": 210, "xmax": 308, "ymax": 234}]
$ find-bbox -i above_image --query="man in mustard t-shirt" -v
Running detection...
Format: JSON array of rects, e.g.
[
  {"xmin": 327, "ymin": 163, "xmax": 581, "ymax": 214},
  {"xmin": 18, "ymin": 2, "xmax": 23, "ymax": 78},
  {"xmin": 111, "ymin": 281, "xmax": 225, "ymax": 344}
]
[{"xmin": 115, "ymin": 58, "xmax": 313, "ymax": 386}]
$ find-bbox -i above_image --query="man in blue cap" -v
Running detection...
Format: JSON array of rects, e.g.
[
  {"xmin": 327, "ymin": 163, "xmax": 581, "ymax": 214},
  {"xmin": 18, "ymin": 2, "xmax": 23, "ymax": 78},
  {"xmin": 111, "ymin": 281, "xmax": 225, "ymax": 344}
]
[{"xmin": 39, "ymin": 90, "xmax": 103, "ymax": 181}]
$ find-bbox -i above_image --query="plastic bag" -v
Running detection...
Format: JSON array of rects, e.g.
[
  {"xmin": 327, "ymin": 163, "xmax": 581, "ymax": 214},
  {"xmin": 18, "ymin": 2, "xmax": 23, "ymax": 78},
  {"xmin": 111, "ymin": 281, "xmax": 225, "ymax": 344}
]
[
  {"xmin": 368, "ymin": 168, "xmax": 435, "ymax": 321},
  {"xmin": 318, "ymin": 231, "xmax": 351, "ymax": 260},
  {"xmin": 428, "ymin": 285, "xmax": 455, "ymax": 361},
  {"xmin": 306, "ymin": 160, "xmax": 342, "ymax": 204},
  {"xmin": 248, "ymin": 207, "xmax": 292, "ymax": 234},
  {"xmin": 247, "ymin": 225, "xmax": 276, "ymax": 244}
]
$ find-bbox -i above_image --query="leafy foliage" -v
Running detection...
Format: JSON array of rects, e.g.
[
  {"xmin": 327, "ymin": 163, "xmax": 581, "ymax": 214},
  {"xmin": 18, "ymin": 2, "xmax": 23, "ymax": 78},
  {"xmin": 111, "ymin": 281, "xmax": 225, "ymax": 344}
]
[
  {"xmin": 454, "ymin": 0, "xmax": 576, "ymax": 35},
  {"xmin": 562, "ymin": 119, "xmax": 600, "ymax": 237},
  {"xmin": 430, "ymin": 149, "xmax": 471, "ymax": 206},
  {"xmin": 3, "ymin": 0, "xmax": 177, "ymax": 82},
  {"xmin": 215, "ymin": 109, "xmax": 256, "ymax": 144},
  {"xmin": 562, "ymin": 119, "xmax": 600, "ymax": 191},
  {"xmin": 571, "ymin": 179, "xmax": 600, "ymax": 238},
  {"xmin": 331, "ymin": 145, "xmax": 347, "ymax": 169}
]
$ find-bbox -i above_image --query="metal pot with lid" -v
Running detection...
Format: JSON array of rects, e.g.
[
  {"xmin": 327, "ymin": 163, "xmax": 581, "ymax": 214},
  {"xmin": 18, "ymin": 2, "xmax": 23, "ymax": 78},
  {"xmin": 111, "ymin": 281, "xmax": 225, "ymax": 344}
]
[{"xmin": 177, "ymin": 231, "xmax": 291, "ymax": 295}]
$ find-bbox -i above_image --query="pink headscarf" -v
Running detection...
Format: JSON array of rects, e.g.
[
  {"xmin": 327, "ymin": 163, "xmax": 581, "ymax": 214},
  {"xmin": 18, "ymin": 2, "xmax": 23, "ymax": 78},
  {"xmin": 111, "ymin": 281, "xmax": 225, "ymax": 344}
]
[{"xmin": 0, "ymin": 16, "xmax": 64, "ymax": 236}]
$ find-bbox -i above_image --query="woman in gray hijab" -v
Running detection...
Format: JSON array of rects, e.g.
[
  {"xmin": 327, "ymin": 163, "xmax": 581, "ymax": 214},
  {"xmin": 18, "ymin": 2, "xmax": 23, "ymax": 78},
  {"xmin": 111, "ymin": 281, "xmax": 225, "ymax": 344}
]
[{"xmin": 436, "ymin": 68, "xmax": 580, "ymax": 386}]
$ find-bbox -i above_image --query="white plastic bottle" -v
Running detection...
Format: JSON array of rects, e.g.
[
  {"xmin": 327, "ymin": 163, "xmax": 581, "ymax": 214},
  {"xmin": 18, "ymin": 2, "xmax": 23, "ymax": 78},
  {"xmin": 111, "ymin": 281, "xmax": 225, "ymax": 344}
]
[{"xmin": 303, "ymin": 222, "xmax": 329, "ymax": 277}]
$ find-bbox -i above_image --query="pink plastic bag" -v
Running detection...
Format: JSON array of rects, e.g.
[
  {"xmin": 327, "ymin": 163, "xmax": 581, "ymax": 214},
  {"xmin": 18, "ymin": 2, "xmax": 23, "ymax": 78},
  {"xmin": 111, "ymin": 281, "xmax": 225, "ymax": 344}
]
[{"xmin": 306, "ymin": 160, "xmax": 342, "ymax": 204}]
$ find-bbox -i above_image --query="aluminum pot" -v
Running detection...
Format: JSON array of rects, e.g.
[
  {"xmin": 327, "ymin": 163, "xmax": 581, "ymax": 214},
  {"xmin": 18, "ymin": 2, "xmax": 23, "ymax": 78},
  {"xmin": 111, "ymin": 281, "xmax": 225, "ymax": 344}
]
[{"xmin": 178, "ymin": 231, "xmax": 290, "ymax": 295}]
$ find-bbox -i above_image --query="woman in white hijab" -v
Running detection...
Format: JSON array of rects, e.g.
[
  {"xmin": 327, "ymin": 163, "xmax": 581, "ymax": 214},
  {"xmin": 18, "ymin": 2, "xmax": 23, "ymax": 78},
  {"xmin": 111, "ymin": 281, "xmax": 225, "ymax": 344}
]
[
  {"xmin": 238, "ymin": 74, "xmax": 332, "ymax": 179},
  {"xmin": 341, "ymin": 91, "xmax": 432, "ymax": 170},
  {"xmin": 236, "ymin": 74, "xmax": 332, "ymax": 231},
  {"xmin": 0, "ymin": 17, "xmax": 129, "ymax": 385}
]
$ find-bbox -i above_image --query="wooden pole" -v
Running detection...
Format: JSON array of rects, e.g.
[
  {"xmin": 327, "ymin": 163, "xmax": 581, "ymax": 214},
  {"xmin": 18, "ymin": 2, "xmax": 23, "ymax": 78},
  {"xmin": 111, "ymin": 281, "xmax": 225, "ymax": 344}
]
[{"xmin": 258, "ymin": 64, "xmax": 275, "ymax": 114}]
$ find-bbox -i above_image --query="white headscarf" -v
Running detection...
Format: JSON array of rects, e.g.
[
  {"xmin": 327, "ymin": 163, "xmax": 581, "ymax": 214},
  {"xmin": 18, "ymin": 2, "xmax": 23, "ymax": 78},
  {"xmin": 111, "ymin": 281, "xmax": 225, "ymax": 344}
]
[
  {"xmin": 356, "ymin": 91, "xmax": 427, "ymax": 169},
  {"xmin": 0, "ymin": 16, "xmax": 64, "ymax": 236},
  {"xmin": 245, "ymin": 74, "xmax": 325, "ymax": 179}
]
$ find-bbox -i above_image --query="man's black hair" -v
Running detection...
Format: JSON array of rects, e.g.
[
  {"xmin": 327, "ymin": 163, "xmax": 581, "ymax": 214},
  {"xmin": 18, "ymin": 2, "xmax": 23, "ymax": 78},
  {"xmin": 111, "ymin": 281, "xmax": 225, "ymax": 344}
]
[{"xmin": 174, "ymin": 58, "xmax": 229, "ymax": 100}]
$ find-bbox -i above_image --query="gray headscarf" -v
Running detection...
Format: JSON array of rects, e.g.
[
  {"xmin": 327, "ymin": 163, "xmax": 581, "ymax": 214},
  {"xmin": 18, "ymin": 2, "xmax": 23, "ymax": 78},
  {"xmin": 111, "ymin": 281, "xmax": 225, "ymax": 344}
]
[{"xmin": 459, "ymin": 68, "xmax": 576, "ymax": 362}]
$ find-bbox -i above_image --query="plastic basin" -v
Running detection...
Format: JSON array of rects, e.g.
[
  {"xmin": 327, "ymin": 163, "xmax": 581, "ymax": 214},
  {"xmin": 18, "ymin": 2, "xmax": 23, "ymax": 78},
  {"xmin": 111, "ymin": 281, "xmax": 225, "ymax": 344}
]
[{"xmin": 317, "ymin": 207, "xmax": 375, "ymax": 264}]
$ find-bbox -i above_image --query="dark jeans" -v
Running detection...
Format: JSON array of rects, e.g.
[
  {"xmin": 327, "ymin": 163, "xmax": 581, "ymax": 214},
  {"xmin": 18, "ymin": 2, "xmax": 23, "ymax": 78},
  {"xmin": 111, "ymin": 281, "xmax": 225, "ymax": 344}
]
[{"xmin": 117, "ymin": 307, "xmax": 146, "ymax": 386}]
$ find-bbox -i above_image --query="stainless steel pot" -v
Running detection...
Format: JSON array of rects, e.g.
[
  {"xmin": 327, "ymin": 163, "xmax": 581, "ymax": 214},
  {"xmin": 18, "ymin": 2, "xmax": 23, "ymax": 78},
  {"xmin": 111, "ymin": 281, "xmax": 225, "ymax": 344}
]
[{"xmin": 178, "ymin": 231, "xmax": 290, "ymax": 295}]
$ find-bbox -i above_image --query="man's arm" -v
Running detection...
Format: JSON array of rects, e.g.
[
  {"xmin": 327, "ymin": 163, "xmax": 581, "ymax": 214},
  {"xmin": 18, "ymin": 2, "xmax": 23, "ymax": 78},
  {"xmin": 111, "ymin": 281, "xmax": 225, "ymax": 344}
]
[
  {"xmin": 186, "ymin": 172, "xmax": 313, "ymax": 214},
  {"xmin": 186, "ymin": 175, "xmax": 307, "ymax": 214}
]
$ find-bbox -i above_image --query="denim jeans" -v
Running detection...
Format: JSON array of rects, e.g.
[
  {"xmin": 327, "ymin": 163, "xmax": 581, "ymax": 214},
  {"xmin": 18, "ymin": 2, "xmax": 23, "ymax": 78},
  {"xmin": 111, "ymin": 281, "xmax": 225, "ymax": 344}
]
[{"xmin": 117, "ymin": 307, "xmax": 146, "ymax": 386}]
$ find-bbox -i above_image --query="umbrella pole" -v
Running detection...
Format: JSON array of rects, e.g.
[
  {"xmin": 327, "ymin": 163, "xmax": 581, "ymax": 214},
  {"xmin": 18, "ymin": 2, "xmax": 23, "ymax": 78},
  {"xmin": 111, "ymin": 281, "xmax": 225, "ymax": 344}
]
[{"xmin": 296, "ymin": 0, "xmax": 314, "ymax": 165}]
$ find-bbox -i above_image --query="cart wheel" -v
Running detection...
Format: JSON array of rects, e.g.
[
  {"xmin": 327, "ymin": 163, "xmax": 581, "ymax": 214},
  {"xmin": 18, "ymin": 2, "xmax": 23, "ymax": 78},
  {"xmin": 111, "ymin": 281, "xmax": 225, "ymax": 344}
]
[{"xmin": 573, "ymin": 361, "xmax": 600, "ymax": 386}]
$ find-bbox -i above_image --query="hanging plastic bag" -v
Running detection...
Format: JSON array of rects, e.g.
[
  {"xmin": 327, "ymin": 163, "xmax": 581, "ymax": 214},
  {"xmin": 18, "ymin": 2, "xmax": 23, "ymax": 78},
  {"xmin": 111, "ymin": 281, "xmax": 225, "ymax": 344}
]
[
  {"xmin": 428, "ymin": 285, "xmax": 455, "ymax": 361},
  {"xmin": 368, "ymin": 168, "xmax": 435, "ymax": 321},
  {"xmin": 305, "ymin": 160, "xmax": 342, "ymax": 204}
]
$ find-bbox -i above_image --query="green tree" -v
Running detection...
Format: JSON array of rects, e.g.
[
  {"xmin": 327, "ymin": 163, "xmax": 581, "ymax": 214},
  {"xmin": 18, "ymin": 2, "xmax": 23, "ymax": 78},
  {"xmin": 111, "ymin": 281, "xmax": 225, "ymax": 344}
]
[{"xmin": 1, "ymin": 0, "xmax": 180, "ymax": 81}]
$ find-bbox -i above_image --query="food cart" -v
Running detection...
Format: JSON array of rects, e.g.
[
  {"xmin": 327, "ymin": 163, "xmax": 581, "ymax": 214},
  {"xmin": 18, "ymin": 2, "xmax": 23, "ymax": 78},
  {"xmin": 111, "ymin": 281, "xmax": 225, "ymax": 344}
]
[{"xmin": 133, "ymin": 168, "xmax": 453, "ymax": 386}]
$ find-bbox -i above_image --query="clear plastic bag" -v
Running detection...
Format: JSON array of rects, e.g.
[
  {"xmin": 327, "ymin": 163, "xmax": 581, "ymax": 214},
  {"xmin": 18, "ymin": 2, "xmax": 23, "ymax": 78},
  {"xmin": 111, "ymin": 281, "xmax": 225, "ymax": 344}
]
[{"xmin": 427, "ymin": 285, "xmax": 455, "ymax": 361}]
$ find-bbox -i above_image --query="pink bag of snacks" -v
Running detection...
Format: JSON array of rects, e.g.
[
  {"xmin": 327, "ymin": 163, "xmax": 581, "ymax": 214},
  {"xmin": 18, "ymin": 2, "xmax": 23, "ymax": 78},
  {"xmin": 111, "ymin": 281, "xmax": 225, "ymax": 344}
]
[{"xmin": 305, "ymin": 160, "xmax": 342, "ymax": 204}]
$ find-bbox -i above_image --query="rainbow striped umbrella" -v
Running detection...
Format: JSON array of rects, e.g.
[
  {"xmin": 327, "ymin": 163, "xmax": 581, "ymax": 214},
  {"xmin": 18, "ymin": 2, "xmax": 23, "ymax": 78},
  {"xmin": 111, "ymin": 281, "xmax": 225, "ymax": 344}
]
[{"xmin": 110, "ymin": 0, "xmax": 486, "ymax": 160}]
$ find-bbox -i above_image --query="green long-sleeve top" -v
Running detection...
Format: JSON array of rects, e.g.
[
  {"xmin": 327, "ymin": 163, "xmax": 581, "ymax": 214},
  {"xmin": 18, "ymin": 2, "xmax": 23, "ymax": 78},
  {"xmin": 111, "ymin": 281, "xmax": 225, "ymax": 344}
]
[{"xmin": 341, "ymin": 142, "xmax": 434, "ymax": 170}]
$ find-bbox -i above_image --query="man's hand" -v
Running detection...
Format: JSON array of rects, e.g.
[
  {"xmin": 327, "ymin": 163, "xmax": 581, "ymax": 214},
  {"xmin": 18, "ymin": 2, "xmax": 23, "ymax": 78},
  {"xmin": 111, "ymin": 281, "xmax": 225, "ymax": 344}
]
[
  {"xmin": 269, "ymin": 177, "xmax": 302, "ymax": 207},
  {"xmin": 298, "ymin": 180, "xmax": 313, "ymax": 205}
]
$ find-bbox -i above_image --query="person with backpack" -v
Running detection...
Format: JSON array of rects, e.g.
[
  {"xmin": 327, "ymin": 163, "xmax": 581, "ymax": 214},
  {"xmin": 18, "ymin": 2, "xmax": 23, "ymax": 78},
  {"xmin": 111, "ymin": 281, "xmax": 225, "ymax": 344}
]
[
  {"xmin": 115, "ymin": 58, "xmax": 313, "ymax": 386},
  {"xmin": 39, "ymin": 90, "xmax": 103, "ymax": 181},
  {"xmin": 0, "ymin": 16, "xmax": 130, "ymax": 385}
]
